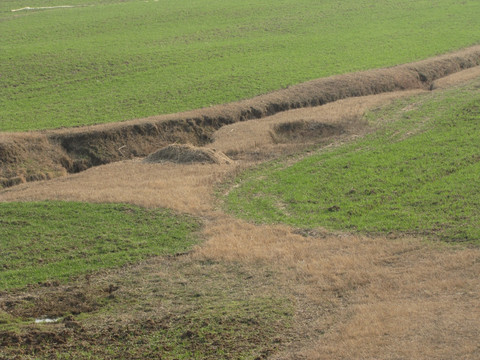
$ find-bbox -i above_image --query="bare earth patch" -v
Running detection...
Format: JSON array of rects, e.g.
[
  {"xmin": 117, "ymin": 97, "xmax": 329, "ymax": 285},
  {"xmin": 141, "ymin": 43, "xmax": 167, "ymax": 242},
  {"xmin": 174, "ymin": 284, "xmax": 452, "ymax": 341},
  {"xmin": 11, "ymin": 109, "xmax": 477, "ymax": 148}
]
[{"xmin": 1, "ymin": 66, "xmax": 480, "ymax": 358}]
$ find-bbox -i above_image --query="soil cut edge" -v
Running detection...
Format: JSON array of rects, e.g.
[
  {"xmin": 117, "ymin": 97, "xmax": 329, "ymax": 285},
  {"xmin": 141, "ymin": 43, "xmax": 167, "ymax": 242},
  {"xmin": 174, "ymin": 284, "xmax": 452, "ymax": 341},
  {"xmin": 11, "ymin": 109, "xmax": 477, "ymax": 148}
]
[{"xmin": 1, "ymin": 45, "xmax": 480, "ymax": 189}]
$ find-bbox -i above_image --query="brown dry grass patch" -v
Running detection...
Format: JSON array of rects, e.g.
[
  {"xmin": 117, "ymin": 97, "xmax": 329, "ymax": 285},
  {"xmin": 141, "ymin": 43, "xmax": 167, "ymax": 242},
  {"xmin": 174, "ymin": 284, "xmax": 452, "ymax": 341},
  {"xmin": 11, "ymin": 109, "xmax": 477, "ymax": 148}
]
[
  {"xmin": 0, "ymin": 90, "xmax": 421, "ymax": 214},
  {"xmin": 207, "ymin": 90, "xmax": 423, "ymax": 161},
  {"xmin": 197, "ymin": 216, "xmax": 480, "ymax": 359},
  {"xmin": 0, "ymin": 160, "xmax": 237, "ymax": 215},
  {"xmin": 144, "ymin": 143, "xmax": 232, "ymax": 165},
  {"xmin": 431, "ymin": 65, "xmax": 480, "ymax": 90}
]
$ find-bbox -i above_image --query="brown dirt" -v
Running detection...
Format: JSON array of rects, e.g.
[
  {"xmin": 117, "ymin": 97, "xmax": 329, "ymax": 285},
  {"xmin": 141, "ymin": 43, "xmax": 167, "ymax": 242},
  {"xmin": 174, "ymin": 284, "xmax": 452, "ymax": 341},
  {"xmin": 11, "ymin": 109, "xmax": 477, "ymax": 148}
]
[
  {"xmin": 144, "ymin": 143, "xmax": 232, "ymax": 165},
  {"xmin": 1, "ymin": 46, "xmax": 479, "ymax": 188},
  {"xmin": 0, "ymin": 328, "xmax": 71, "ymax": 349},
  {"xmin": 1, "ymin": 51, "xmax": 480, "ymax": 359}
]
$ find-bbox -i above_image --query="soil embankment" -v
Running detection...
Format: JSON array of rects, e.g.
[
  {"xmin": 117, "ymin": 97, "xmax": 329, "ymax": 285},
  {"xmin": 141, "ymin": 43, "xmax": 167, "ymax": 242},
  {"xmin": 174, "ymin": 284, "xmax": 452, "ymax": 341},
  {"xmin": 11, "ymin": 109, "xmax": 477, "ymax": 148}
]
[{"xmin": 1, "ymin": 45, "xmax": 480, "ymax": 188}]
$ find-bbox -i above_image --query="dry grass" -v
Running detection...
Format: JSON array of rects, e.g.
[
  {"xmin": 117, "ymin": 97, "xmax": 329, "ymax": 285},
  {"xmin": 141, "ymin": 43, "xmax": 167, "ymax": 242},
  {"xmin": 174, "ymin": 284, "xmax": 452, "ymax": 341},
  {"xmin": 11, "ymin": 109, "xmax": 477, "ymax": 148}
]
[
  {"xmin": 0, "ymin": 133, "xmax": 68, "ymax": 187},
  {"xmin": 301, "ymin": 246, "xmax": 480, "ymax": 359},
  {"xmin": 1, "ymin": 65, "xmax": 480, "ymax": 359},
  {"xmin": 431, "ymin": 65, "xmax": 480, "ymax": 90},
  {"xmin": 0, "ymin": 90, "xmax": 421, "ymax": 212},
  {"xmin": 208, "ymin": 90, "xmax": 424, "ymax": 161},
  {"xmin": 196, "ymin": 216, "xmax": 480, "ymax": 359},
  {"xmin": 0, "ymin": 160, "xmax": 237, "ymax": 215},
  {"xmin": 144, "ymin": 143, "xmax": 232, "ymax": 165}
]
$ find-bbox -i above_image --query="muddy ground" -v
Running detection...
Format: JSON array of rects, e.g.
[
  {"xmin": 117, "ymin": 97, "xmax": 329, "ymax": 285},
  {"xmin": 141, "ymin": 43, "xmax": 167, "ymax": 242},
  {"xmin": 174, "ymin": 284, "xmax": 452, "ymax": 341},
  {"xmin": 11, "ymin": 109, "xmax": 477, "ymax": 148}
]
[{"xmin": 1, "ymin": 56, "xmax": 480, "ymax": 359}]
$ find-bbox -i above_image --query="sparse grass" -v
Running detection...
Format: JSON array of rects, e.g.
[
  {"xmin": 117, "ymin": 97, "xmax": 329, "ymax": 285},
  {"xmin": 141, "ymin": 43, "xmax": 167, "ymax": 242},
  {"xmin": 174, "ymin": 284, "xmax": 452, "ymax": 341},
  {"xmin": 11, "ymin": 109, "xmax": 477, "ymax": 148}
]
[
  {"xmin": 0, "ymin": 259, "xmax": 293, "ymax": 359},
  {"xmin": 0, "ymin": 201, "xmax": 200, "ymax": 290},
  {"xmin": 225, "ymin": 79, "xmax": 480, "ymax": 242},
  {"xmin": 67, "ymin": 297, "xmax": 291, "ymax": 360},
  {"xmin": 1, "ymin": 0, "xmax": 479, "ymax": 131}
]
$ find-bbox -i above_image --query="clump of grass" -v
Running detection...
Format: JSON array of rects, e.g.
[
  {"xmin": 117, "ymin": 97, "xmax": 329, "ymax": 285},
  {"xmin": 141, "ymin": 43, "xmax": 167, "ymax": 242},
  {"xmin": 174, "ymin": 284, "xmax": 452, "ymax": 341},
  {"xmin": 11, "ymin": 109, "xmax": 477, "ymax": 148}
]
[
  {"xmin": 225, "ymin": 80, "xmax": 480, "ymax": 242},
  {"xmin": 0, "ymin": 201, "xmax": 200, "ymax": 290}
]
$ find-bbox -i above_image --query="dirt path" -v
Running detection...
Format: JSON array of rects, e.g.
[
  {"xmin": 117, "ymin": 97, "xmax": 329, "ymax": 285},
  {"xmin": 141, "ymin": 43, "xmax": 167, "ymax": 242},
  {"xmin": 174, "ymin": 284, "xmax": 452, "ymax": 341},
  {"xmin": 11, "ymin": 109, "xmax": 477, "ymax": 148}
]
[{"xmin": 1, "ymin": 68, "xmax": 480, "ymax": 359}]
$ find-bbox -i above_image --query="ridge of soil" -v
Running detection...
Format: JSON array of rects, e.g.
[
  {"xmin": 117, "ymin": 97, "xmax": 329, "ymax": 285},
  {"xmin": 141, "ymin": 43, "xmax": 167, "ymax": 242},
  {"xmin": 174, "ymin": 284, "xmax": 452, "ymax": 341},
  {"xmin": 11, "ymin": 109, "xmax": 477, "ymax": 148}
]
[{"xmin": 1, "ymin": 45, "xmax": 480, "ymax": 189}]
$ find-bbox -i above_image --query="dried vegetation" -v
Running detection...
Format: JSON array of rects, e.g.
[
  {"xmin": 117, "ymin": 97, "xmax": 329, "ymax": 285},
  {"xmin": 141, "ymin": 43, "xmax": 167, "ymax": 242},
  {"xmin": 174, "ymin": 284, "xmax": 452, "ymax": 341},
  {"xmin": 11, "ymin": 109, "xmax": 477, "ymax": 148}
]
[{"xmin": 144, "ymin": 144, "xmax": 232, "ymax": 165}]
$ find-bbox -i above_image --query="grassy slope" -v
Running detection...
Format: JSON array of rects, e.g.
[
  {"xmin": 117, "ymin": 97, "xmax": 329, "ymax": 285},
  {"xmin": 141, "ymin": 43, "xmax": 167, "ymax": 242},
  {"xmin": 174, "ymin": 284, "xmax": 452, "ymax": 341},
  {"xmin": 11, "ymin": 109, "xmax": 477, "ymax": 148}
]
[
  {"xmin": 1, "ymin": 0, "xmax": 480, "ymax": 131},
  {"xmin": 225, "ymin": 79, "xmax": 480, "ymax": 242},
  {"xmin": 0, "ymin": 201, "xmax": 199, "ymax": 290}
]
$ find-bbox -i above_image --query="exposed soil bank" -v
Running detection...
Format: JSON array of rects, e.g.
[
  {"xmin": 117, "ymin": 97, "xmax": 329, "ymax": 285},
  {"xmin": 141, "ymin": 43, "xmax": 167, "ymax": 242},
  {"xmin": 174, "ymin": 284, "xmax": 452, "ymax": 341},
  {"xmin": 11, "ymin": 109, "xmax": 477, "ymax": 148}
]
[{"xmin": 1, "ymin": 45, "xmax": 479, "ymax": 188}]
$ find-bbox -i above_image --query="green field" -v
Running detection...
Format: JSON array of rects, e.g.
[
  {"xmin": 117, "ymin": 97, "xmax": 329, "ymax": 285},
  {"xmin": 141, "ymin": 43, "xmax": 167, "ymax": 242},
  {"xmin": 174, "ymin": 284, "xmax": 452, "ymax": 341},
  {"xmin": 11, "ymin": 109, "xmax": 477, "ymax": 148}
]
[
  {"xmin": 225, "ymin": 79, "xmax": 480, "ymax": 242},
  {"xmin": 0, "ymin": 201, "xmax": 200, "ymax": 289},
  {"xmin": 1, "ymin": 0, "xmax": 479, "ymax": 131}
]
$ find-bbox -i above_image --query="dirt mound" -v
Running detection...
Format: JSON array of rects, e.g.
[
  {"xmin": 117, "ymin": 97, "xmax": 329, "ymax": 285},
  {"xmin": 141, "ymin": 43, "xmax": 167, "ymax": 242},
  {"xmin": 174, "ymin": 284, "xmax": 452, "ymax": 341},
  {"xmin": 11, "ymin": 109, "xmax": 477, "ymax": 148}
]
[{"xmin": 144, "ymin": 144, "xmax": 232, "ymax": 165}]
